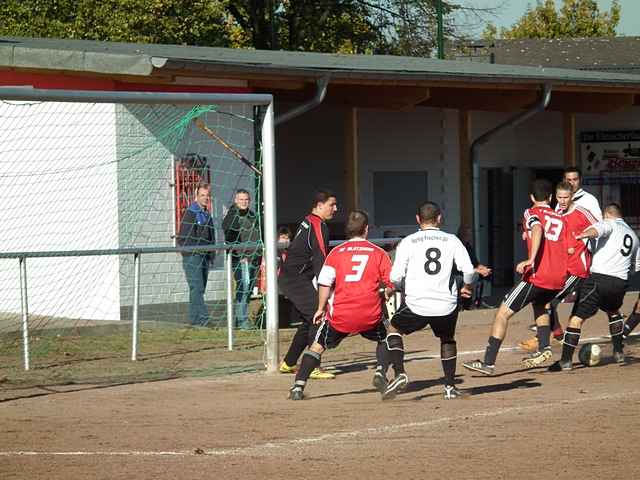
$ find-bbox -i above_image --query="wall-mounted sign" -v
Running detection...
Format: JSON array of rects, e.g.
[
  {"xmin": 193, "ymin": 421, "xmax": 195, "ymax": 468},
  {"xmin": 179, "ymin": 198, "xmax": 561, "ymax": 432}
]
[
  {"xmin": 581, "ymin": 130, "xmax": 640, "ymax": 179},
  {"xmin": 580, "ymin": 130, "xmax": 640, "ymax": 229}
]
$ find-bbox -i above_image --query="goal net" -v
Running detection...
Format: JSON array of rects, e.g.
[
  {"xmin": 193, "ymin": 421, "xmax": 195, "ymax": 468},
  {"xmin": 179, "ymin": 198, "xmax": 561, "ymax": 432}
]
[{"xmin": 0, "ymin": 92, "xmax": 277, "ymax": 386}]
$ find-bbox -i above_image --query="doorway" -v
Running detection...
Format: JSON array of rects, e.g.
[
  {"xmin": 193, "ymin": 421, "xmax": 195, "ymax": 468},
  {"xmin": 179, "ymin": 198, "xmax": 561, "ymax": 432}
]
[{"xmin": 483, "ymin": 167, "xmax": 564, "ymax": 287}]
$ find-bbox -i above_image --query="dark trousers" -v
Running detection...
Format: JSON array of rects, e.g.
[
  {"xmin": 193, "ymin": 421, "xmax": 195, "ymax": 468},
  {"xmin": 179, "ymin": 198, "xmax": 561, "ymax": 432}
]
[
  {"xmin": 232, "ymin": 257, "xmax": 258, "ymax": 329},
  {"xmin": 280, "ymin": 274, "xmax": 319, "ymax": 366},
  {"xmin": 182, "ymin": 254, "xmax": 209, "ymax": 326}
]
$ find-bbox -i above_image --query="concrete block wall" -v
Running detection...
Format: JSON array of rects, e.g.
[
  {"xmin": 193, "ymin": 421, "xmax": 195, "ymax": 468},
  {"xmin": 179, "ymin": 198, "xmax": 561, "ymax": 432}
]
[{"xmin": 116, "ymin": 104, "xmax": 256, "ymax": 322}]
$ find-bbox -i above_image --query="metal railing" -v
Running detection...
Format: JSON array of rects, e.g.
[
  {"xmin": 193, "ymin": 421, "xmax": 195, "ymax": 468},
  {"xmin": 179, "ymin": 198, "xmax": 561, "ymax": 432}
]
[
  {"xmin": 3, "ymin": 243, "xmax": 259, "ymax": 370},
  {"xmin": 6, "ymin": 236, "xmax": 404, "ymax": 371},
  {"xmin": 0, "ymin": 87, "xmax": 279, "ymax": 373}
]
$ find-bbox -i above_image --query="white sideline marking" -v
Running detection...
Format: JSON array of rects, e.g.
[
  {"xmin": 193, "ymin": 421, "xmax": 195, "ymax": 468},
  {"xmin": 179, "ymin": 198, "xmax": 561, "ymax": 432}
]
[
  {"xmin": 400, "ymin": 333, "xmax": 615, "ymax": 362},
  {"xmin": 2, "ymin": 389, "xmax": 639, "ymax": 458}
]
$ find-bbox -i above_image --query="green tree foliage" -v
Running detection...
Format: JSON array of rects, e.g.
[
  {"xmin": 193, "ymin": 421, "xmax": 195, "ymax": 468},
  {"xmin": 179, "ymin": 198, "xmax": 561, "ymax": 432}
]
[
  {"xmin": 0, "ymin": 0, "xmax": 500, "ymax": 57},
  {"xmin": 0, "ymin": 0, "xmax": 232, "ymax": 46},
  {"xmin": 486, "ymin": 0, "xmax": 620, "ymax": 40},
  {"xmin": 228, "ymin": 1, "xmax": 500, "ymax": 56},
  {"xmin": 227, "ymin": 0, "xmax": 381, "ymax": 53}
]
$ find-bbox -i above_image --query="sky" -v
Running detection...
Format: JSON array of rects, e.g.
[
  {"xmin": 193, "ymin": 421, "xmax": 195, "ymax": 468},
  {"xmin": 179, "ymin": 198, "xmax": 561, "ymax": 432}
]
[{"xmin": 487, "ymin": 0, "xmax": 640, "ymax": 36}]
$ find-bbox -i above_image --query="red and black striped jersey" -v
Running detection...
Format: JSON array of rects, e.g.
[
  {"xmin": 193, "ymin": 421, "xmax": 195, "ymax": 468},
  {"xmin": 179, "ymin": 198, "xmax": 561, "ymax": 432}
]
[{"xmin": 280, "ymin": 214, "xmax": 329, "ymax": 280}]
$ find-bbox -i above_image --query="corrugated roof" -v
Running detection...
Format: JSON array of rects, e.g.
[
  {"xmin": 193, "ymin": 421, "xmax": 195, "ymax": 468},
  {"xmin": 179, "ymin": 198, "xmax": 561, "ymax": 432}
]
[
  {"xmin": 492, "ymin": 37, "xmax": 640, "ymax": 70},
  {"xmin": 2, "ymin": 36, "xmax": 640, "ymax": 88}
]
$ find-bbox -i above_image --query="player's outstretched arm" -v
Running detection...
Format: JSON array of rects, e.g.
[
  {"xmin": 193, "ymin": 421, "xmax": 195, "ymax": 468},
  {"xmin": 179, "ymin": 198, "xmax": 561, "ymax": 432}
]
[
  {"xmin": 517, "ymin": 224, "xmax": 542, "ymax": 274},
  {"xmin": 576, "ymin": 221, "xmax": 612, "ymax": 241}
]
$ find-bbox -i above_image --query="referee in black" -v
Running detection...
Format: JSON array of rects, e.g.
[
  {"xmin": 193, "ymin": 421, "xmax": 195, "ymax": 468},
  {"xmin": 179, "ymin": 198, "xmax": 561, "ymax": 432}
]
[{"xmin": 279, "ymin": 189, "xmax": 338, "ymax": 379}]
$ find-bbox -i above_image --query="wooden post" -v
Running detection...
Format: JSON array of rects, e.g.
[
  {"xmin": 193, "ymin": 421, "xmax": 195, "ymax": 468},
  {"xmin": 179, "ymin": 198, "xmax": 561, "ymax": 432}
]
[
  {"xmin": 459, "ymin": 110, "xmax": 473, "ymax": 229},
  {"xmin": 564, "ymin": 112, "xmax": 576, "ymax": 167},
  {"xmin": 344, "ymin": 107, "xmax": 359, "ymax": 212}
]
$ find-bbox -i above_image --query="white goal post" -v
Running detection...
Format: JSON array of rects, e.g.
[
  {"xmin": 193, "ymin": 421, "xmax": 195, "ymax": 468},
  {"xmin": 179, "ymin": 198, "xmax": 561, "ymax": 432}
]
[{"xmin": 0, "ymin": 87, "xmax": 279, "ymax": 373}]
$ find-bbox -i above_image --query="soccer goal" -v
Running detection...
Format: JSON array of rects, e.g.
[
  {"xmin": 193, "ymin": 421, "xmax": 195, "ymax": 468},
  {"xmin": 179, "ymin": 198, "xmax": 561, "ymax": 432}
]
[{"xmin": 0, "ymin": 88, "xmax": 279, "ymax": 376}]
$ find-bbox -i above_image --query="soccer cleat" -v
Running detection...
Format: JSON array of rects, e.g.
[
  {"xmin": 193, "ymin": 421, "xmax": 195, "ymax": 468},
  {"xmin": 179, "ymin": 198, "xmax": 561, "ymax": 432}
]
[
  {"xmin": 462, "ymin": 360, "xmax": 495, "ymax": 376},
  {"xmin": 548, "ymin": 360, "xmax": 572, "ymax": 372},
  {"xmin": 528, "ymin": 324, "xmax": 537, "ymax": 333},
  {"xmin": 372, "ymin": 371, "xmax": 388, "ymax": 393},
  {"xmin": 613, "ymin": 351, "xmax": 626, "ymax": 364},
  {"xmin": 522, "ymin": 348, "xmax": 553, "ymax": 368},
  {"xmin": 288, "ymin": 386, "xmax": 304, "ymax": 400},
  {"xmin": 309, "ymin": 368, "xmax": 335, "ymax": 380},
  {"xmin": 279, "ymin": 361, "xmax": 297, "ymax": 374},
  {"xmin": 443, "ymin": 385, "xmax": 466, "ymax": 400},
  {"xmin": 518, "ymin": 337, "xmax": 539, "ymax": 353},
  {"xmin": 381, "ymin": 373, "xmax": 409, "ymax": 401}
]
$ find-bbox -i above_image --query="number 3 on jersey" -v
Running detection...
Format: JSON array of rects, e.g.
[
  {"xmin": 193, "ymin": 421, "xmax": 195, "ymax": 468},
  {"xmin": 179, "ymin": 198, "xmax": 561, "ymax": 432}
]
[
  {"xmin": 345, "ymin": 254, "xmax": 369, "ymax": 282},
  {"xmin": 543, "ymin": 216, "xmax": 563, "ymax": 241}
]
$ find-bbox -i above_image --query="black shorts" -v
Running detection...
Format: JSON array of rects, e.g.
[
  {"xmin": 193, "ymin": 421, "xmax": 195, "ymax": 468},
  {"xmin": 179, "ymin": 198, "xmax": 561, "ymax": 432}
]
[
  {"xmin": 553, "ymin": 275, "xmax": 582, "ymax": 303},
  {"xmin": 314, "ymin": 320, "xmax": 387, "ymax": 350},
  {"xmin": 390, "ymin": 305, "xmax": 458, "ymax": 339},
  {"xmin": 571, "ymin": 273, "xmax": 627, "ymax": 320},
  {"xmin": 503, "ymin": 281, "xmax": 559, "ymax": 313}
]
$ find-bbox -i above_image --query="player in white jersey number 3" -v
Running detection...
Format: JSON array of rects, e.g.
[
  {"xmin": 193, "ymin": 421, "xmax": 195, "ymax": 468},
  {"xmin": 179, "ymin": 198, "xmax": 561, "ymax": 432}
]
[{"xmin": 381, "ymin": 202, "xmax": 476, "ymax": 401}]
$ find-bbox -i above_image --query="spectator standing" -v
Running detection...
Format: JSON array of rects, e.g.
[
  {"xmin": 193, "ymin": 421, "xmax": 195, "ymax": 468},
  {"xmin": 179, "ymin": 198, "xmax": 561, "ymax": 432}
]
[
  {"xmin": 222, "ymin": 189, "xmax": 261, "ymax": 330},
  {"xmin": 177, "ymin": 182, "xmax": 216, "ymax": 326}
]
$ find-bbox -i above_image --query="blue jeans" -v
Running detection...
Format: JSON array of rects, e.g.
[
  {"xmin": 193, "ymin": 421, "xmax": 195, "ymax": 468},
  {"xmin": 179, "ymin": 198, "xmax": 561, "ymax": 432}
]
[
  {"xmin": 233, "ymin": 258, "xmax": 257, "ymax": 329},
  {"xmin": 182, "ymin": 254, "xmax": 210, "ymax": 326}
]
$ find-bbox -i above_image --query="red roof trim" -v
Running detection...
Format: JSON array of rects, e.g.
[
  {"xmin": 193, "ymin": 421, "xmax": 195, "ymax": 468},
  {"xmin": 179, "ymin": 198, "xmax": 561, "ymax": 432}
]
[{"xmin": 0, "ymin": 71, "xmax": 252, "ymax": 94}]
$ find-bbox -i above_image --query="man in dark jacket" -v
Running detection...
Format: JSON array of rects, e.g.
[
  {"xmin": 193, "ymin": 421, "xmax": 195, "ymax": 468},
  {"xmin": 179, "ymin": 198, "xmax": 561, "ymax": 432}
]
[
  {"xmin": 177, "ymin": 182, "xmax": 216, "ymax": 326},
  {"xmin": 222, "ymin": 189, "xmax": 261, "ymax": 329},
  {"xmin": 279, "ymin": 189, "xmax": 337, "ymax": 379}
]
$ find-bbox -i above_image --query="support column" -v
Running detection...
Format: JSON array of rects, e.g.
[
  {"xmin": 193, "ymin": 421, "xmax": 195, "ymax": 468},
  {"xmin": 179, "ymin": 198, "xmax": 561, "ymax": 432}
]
[
  {"xmin": 459, "ymin": 110, "xmax": 473, "ymax": 229},
  {"xmin": 344, "ymin": 107, "xmax": 359, "ymax": 213},
  {"xmin": 564, "ymin": 112, "xmax": 576, "ymax": 167}
]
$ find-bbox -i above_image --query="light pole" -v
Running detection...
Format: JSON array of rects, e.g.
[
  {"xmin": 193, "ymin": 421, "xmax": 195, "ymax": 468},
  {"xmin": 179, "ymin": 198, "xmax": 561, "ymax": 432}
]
[{"xmin": 436, "ymin": 0, "xmax": 445, "ymax": 59}]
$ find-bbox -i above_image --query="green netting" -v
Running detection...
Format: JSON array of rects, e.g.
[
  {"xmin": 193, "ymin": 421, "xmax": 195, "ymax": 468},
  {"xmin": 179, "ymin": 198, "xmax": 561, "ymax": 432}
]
[{"xmin": 0, "ymin": 99, "xmax": 268, "ymax": 387}]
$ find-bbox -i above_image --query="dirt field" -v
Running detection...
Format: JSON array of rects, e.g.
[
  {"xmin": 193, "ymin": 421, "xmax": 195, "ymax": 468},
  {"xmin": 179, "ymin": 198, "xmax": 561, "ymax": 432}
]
[{"xmin": 2, "ymin": 294, "xmax": 640, "ymax": 480}]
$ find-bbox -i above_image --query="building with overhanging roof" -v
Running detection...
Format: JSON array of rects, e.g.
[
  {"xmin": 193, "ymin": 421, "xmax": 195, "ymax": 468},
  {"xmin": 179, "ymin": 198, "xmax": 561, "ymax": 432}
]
[{"xmin": 1, "ymin": 36, "xmax": 639, "ymax": 320}]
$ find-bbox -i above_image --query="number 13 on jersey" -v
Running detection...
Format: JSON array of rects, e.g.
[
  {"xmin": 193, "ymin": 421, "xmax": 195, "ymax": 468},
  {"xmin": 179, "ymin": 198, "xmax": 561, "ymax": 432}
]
[{"xmin": 543, "ymin": 215, "xmax": 563, "ymax": 241}]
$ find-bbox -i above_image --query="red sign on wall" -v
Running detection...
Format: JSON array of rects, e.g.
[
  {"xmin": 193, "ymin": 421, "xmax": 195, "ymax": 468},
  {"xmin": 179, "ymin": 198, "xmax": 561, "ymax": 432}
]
[{"xmin": 174, "ymin": 154, "xmax": 211, "ymax": 231}]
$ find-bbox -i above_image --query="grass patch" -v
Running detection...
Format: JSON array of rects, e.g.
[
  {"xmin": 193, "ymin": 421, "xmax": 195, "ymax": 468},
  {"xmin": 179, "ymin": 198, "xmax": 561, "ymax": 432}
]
[{"xmin": 0, "ymin": 323, "xmax": 292, "ymax": 390}]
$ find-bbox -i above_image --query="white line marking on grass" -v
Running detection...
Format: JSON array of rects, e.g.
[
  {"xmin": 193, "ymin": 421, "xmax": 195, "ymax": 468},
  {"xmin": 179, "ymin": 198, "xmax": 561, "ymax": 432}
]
[{"xmin": 2, "ymin": 389, "xmax": 639, "ymax": 458}]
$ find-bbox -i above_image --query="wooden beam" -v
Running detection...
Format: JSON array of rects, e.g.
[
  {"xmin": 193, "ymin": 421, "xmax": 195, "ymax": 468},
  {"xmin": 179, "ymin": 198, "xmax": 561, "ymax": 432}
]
[
  {"xmin": 344, "ymin": 107, "xmax": 359, "ymax": 213},
  {"xmin": 548, "ymin": 92, "xmax": 635, "ymax": 113},
  {"xmin": 563, "ymin": 113, "xmax": 576, "ymax": 168},
  {"xmin": 248, "ymin": 78, "xmax": 308, "ymax": 91},
  {"xmin": 459, "ymin": 110, "xmax": 473, "ymax": 230},
  {"xmin": 422, "ymin": 88, "xmax": 538, "ymax": 112},
  {"xmin": 327, "ymin": 85, "xmax": 430, "ymax": 109}
]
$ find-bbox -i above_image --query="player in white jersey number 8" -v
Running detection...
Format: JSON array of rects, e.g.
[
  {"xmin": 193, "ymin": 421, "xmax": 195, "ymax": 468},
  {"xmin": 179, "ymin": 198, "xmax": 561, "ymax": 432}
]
[{"xmin": 381, "ymin": 202, "xmax": 476, "ymax": 401}]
